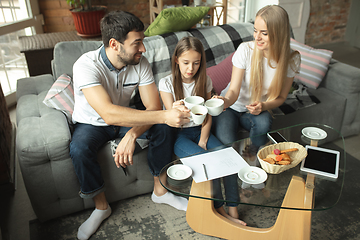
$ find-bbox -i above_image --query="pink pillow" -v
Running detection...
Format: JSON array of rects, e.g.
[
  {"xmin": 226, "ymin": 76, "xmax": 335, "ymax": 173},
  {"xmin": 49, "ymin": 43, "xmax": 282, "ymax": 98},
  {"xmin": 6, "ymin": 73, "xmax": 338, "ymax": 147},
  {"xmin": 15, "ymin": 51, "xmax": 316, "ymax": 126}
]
[
  {"xmin": 207, "ymin": 53, "xmax": 234, "ymax": 95},
  {"xmin": 43, "ymin": 74, "xmax": 74, "ymax": 122}
]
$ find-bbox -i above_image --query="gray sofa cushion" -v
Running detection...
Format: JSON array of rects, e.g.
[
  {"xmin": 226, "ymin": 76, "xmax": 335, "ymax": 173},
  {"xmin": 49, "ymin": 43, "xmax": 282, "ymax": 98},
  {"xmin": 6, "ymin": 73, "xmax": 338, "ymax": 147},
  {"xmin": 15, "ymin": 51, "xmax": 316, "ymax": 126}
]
[{"xmin": 52, "ymin": 41, "xmax": 102, "ymax": 80}]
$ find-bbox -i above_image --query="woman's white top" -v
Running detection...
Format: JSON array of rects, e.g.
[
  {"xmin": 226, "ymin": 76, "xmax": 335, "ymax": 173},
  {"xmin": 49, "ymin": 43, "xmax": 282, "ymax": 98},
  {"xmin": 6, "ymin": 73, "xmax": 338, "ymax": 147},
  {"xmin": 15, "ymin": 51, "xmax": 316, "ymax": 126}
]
[
  {"xmin": 220, "ymin": 41, "xmax": 300, "ymax": 113},
  {"xmin": 159, "ymin": 74, "xmax": 213, "ymax": 128}
]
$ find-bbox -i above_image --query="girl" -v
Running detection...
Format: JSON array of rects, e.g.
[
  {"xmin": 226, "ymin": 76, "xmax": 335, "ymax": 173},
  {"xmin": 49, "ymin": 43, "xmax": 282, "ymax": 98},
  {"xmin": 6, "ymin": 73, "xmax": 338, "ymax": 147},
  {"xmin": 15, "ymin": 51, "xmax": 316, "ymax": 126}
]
[
  {"xmin": 213, "ymin": 5, "xmax": 301, "ymax": 155},
  {"xmin": 159, "ymin": 36, "xmax": 246, "ymax": 226}
]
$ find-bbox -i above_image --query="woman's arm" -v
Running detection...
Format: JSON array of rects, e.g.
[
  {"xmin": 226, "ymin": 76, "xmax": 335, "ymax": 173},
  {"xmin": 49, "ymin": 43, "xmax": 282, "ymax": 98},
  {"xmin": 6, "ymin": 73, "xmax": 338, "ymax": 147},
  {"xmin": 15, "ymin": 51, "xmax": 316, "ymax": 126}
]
[
  {"xmin": 215, "ymin": 66, "xmax": 245, "ymax": 109},
  {"xmin": 246, "ymin": 76, "xmax": 294, "ymax": 115}
]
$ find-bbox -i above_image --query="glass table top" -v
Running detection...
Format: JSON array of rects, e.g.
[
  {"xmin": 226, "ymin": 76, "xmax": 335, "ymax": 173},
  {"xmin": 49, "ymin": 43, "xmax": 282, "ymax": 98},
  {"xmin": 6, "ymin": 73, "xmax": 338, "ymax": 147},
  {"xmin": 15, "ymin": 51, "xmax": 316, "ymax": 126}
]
[{"xmin": 159, "ymin": 123, "xmax": 346, "ymax": 211}]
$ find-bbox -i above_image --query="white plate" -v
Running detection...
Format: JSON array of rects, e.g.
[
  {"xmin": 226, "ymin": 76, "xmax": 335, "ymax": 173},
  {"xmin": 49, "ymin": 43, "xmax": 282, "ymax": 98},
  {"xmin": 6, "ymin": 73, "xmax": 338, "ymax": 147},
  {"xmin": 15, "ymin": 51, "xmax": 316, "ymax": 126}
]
[
  {"xmin": 302, "ymin": 127, "xmax": 327, "ymax": 140},
  {"xmin": 238, "ymin": 166, "xmax": 268, "ymax": 184},
  {"xmin": 167, "ymin": 165, "xmax": 192, "ymax": 180}
]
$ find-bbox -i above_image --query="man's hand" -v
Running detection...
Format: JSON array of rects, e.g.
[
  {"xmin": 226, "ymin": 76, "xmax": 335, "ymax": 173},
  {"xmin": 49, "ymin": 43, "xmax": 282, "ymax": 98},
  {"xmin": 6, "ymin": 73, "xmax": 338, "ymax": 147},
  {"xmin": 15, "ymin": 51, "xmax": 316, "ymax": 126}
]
[
  {"xmin": 113, "ymin": 133, "xmax": 136, "ymax": 168},
  {"xmin": 246, "ymin": 101, "xmax": 263, "ymax": 115},
  {"xmin": 164, "ymin": 106, "xmax": 191, "ymax": 128}
]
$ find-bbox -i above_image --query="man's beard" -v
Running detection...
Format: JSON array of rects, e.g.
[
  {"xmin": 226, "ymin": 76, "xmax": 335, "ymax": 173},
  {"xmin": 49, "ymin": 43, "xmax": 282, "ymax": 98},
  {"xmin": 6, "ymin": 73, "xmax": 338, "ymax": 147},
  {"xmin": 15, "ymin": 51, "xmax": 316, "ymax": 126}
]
[{"xmin": 117, "ymin": 45, "xmax": 141, "ymax": 66}]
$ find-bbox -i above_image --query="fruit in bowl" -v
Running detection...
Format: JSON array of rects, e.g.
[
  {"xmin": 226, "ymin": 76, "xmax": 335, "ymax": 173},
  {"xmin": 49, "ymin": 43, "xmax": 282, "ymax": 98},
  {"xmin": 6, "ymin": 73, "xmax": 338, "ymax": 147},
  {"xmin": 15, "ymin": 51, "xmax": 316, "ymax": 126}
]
[{"xmin": 257, "ymin": 142, "xmax": 307, "ymax": 174}]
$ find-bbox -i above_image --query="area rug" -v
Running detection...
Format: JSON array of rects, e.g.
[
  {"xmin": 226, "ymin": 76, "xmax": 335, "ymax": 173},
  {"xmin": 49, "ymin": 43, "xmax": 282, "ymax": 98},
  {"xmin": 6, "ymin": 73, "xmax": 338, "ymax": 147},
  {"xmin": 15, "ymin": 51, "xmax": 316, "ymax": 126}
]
[{"xmin": 30, "ymin": 145, "xmax": 360, "ymax": 240}]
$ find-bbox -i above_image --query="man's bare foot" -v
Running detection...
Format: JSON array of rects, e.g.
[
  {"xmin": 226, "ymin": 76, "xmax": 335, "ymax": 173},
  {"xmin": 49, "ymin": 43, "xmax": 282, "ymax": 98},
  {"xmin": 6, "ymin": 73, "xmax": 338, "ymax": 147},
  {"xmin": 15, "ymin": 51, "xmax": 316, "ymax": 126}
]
[{"xmin": 216, "ymin": 207, "xmax": 247, "ymax": 226}]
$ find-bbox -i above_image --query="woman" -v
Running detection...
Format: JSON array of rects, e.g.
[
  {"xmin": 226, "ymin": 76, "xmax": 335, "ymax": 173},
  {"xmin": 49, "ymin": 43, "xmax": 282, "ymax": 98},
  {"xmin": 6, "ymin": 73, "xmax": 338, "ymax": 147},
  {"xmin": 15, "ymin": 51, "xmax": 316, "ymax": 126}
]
[{"xmin": 213, "ymin": 5, "xmax": 300, "ymax": 154}]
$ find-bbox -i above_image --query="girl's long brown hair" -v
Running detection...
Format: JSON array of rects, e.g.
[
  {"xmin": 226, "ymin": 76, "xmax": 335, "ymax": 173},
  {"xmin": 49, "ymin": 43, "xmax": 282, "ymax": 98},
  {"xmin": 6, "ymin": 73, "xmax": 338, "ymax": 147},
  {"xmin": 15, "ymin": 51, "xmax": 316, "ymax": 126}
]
[
  {"xmin": 171, "ymin": 37, "xmax": 208, "ymax": 101},
  {"xmin": 249, "ymin": 5, "xmax": 299, "ymax": 103}
]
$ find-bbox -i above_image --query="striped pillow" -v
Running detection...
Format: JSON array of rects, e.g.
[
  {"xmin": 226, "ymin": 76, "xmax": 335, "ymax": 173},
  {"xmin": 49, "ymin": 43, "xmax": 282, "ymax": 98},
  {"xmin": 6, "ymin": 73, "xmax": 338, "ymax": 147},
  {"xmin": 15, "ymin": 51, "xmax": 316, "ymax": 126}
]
[
  {"xmin": 43, "ymin": 74, "xmax": 74, "ymax": 122},
  {"xmin": 290, "ymin": 38, "xmax": 333, "ymax": 89}
]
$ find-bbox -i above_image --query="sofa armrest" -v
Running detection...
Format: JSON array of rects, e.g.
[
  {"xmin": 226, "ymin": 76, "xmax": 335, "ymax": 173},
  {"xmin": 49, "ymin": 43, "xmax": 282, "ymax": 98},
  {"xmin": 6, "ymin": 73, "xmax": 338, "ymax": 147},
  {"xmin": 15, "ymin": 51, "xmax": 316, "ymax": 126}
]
[
  {"xmin": 321, "ymin": 60, "xmax": 360, "ymax": 136},
  {"xmin": 322, "ymin": 60, "xmax": 360, "ymax": 94},
  {"xmin": 16, "ymin": 75, "xmax": 82, "ymax": 221}
]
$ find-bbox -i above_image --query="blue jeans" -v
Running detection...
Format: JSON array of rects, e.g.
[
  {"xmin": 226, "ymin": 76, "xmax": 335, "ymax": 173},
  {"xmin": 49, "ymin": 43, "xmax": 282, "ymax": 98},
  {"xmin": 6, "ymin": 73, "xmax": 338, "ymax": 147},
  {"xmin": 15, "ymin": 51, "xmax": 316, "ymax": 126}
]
[
  {"xmin": 69, "ymin": 123, "xmax": 175, "ymax": 199},
  {"xmin": 174, "ymin": 126, "xmax": 239, "ymax": 208},
  {"xmin": 212, "ymin": 108, "xmax": 272, "ymax": 148}
]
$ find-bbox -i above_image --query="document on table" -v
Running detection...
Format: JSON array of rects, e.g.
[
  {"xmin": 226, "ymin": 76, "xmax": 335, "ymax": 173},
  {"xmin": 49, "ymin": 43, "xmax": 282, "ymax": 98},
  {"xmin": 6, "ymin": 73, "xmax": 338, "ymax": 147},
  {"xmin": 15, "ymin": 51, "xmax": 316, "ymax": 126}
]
[{"xmin": 180, "ymin": 147, "xmax": 249, "ymax": 183}]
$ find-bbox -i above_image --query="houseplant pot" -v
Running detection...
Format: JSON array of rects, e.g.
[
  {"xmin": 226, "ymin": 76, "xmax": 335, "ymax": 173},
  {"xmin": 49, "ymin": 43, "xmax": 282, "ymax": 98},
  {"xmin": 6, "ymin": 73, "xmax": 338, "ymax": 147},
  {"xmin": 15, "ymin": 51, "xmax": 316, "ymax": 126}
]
[{"xmin": 67, "ymin": 0, "xmax": 107, "ymax": 38}]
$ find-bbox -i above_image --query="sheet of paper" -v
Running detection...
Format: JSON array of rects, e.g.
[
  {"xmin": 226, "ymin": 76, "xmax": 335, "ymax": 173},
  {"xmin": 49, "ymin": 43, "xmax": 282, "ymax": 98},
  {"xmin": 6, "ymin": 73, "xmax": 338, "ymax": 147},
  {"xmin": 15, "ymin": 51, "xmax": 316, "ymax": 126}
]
[{"xmin": 180, "ymin": 147, "xmax": 249, "ymax": 183}]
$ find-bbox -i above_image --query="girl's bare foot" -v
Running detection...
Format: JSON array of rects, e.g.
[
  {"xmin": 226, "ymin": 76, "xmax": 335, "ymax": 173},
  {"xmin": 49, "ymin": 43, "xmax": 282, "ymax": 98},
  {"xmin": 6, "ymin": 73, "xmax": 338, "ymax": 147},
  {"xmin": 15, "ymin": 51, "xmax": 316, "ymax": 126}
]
[{"xmin": 216, "ymin": 206, "xmax": 247, "ymax": 226}]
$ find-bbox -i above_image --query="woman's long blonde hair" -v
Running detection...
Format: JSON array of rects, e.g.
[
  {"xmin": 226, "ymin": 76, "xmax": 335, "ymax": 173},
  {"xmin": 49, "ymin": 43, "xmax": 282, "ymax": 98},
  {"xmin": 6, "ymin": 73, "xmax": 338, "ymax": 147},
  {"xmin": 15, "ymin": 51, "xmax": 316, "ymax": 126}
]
[
  {"xmin": 250, "ymin": 5, "xmax": 299, "ymax": 103},
  {"xmin": 171, "ymin": 36, "xmax": 208, "ymax": 101}
]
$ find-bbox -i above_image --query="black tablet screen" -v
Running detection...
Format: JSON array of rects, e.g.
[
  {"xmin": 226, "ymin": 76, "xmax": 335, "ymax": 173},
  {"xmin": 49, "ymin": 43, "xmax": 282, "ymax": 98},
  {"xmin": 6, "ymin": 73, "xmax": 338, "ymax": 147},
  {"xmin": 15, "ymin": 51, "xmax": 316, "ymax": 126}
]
[{"xmin": 304, "ymin": 148, "xmax": 337, "ymax": 174}]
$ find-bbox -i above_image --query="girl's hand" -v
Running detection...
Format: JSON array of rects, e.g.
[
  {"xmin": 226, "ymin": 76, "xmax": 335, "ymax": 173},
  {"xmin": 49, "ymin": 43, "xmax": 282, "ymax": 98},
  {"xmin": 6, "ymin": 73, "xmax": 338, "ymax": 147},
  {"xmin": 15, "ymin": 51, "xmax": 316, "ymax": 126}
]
[
  {"xmin": 246, "ymin": 101, "xmax": 263, "ymax": 115},
  {"xmin": 212, "ymin": 95, "xmax": 224, "ymax": 100},
  {"xmin": 198, "ymin": 140, "xmax": 207, "ymax": 150},
  {"xmin": 172, "ymin": 100, "xmax": 184, "ymax": 109}
]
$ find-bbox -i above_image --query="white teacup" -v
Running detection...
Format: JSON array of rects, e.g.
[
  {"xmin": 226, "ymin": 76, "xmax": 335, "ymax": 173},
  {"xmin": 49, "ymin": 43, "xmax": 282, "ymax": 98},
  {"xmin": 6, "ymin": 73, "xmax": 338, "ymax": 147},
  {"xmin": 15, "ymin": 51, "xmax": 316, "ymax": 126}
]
[
  {"xmin": 183, "ymin": 96, "xmax": 204, "ymax": 110},
  {"xmin": 205, "ymin": 98, "xmax": 224, "ymax": 116},
  {"xmin": 190, "ymin": 105, "xmax": 208, "ymax": 125}
]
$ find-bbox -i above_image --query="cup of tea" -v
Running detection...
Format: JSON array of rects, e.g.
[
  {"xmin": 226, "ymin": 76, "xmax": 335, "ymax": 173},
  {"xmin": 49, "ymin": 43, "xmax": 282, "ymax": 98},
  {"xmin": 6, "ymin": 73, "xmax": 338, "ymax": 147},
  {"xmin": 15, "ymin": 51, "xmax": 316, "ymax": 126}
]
[
  {"xmin": 205, "ymin": 98, "xmax": 224, "ymax": 116},
  {"xmin": 190, "ymin": 105, "xmax": 208, "ymax": 125},
  {"xmin": 183, "ymin": 96, "xmax": 204, "ymax": 110}
]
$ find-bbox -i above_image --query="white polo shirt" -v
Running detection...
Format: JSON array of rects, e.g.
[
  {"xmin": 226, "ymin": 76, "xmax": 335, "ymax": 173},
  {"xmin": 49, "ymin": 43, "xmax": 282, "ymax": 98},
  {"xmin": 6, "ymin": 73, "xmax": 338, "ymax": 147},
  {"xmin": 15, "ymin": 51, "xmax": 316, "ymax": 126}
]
[{"xmin": 72, "ymin": 46, "xmax": 154, "ymax": 126}]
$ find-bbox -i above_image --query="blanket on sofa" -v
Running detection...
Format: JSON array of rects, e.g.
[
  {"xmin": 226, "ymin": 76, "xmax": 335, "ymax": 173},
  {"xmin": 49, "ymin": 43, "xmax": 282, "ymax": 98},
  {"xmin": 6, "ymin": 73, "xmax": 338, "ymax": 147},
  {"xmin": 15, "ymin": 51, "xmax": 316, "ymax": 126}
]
[
  {"xmin": 273, "ymin": 83, "xmax": 320, "ymax": 116},
  {"xmin": 143, "ymin": 23, "xmax": 254, "ymax": 85}
]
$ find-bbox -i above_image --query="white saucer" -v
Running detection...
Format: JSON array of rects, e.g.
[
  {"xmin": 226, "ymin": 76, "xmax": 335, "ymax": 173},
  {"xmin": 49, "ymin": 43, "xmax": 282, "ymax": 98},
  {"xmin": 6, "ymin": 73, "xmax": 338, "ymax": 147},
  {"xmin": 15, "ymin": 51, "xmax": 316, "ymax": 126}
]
[
  {"xmin": 302, "ymin": 127, "xmax": 327, "ymax": 140},
  {"xmin": 167, "ymin": 164, "xmax": 192, "ymax": 180},
  {"xmin": 238, "ymin": 166, "xmax": 268, "ymax": 184}
]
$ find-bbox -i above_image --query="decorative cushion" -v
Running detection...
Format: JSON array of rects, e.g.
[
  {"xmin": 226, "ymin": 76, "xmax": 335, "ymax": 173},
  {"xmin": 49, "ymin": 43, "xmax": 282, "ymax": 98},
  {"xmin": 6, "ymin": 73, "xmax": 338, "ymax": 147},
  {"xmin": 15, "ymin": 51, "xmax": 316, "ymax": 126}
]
[
  {"xmin": 207, "ymin": 52, "xmax": 234, "ymax": 94},
  {"xmin": 290, "ymin": 38, "xmax": 333, "ymax": 89},
  {"xmin": 144, "ymin": 6, "xmax": 210, "ymax": 37},
  {"xmin": 43, "ymin": 74, "xmax": 74, "ymax": 122}
]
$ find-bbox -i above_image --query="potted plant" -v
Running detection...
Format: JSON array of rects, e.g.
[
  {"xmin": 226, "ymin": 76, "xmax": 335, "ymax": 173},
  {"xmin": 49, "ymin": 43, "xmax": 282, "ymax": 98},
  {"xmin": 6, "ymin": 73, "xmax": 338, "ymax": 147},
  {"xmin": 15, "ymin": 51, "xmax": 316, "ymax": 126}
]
[{"xmin": 66, "ymin": 0, "xmax": 107, "ymax": 38}]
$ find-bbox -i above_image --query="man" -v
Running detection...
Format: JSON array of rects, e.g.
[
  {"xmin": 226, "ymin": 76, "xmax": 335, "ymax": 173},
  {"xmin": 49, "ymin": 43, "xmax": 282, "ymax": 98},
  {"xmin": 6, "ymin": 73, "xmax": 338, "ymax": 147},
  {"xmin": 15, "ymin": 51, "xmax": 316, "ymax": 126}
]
[{"xmin": 70, "ymin": 11, "xmax": 190, "ymax": 240}]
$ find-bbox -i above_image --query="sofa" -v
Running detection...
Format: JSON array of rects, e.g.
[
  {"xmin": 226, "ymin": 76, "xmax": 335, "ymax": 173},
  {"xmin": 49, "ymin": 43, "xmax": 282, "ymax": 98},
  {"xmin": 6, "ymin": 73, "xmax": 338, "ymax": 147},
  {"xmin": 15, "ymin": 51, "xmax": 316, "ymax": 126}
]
[{"xmin": 16, "ymin": 22, "xmax": 360, "ymax": 222}]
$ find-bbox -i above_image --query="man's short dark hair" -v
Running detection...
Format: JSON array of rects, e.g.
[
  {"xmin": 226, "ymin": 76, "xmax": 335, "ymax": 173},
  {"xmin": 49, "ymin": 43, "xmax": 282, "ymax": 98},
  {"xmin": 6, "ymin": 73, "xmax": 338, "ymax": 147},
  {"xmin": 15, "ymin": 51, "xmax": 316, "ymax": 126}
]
[{"xmin": 100, "ymin": 11, "xmax": 144, "ymax": 47}]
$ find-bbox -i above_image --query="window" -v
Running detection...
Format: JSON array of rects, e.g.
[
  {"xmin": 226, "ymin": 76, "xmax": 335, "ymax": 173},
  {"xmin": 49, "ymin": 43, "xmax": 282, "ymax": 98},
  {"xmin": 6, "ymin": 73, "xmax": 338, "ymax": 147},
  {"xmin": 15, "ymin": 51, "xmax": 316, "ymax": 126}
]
[{"xmin": 0, "ymin": 0, "xmax": 43, "ymax": 106}]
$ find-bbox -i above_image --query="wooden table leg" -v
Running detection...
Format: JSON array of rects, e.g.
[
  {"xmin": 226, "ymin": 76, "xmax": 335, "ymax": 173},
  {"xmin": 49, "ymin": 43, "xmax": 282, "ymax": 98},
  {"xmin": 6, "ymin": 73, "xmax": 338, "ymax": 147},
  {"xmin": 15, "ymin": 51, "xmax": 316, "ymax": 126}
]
[{"xmin": 186, "ymin": 176, "xmax": 312, "ymax": 240}]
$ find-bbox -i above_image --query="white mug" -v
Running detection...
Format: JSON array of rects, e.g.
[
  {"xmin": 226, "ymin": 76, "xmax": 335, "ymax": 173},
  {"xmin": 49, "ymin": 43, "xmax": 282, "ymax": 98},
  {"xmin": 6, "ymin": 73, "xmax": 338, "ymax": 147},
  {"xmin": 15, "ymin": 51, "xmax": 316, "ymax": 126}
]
[
  {"xmin": 190, "ymin": 105, "xmax": 208, "ymax": 125},
  {"xmin": 183, "ymin": 96, "xmax": 204, "ymax": 110},
  {"xmin": 205, "ymin": 98, "xmax": 224, "ymax": 116}
]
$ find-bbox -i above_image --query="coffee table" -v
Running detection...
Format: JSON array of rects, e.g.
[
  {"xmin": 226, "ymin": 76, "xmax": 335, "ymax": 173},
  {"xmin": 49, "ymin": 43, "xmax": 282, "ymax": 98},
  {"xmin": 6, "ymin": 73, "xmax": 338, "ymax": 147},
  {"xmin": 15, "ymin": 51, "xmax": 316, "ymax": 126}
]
[{"xmin": 159, "ymin": 123, "xmax": 346, "ymax": 240}]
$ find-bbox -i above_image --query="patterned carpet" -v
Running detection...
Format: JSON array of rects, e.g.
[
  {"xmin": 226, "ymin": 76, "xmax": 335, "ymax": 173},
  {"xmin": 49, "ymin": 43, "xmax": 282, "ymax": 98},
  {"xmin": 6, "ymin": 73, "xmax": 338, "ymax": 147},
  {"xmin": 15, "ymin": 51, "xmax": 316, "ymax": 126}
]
[{"xmin": 30, "ymin": 145, "xmax": 360, "ymax": 240}]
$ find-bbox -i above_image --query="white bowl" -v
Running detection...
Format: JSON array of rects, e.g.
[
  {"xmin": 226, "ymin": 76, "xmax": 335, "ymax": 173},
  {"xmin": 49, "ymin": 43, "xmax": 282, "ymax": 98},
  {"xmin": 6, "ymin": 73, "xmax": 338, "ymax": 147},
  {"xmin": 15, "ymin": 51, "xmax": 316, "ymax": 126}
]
[{"xmin": 167, "ymin": 164, "xmax": 193, "ymax": 180}]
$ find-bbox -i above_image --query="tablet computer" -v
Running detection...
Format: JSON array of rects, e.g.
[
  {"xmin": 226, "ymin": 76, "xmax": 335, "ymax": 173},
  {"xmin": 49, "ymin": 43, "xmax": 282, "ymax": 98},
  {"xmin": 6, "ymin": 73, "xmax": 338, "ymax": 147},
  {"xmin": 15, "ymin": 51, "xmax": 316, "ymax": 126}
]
[{"xmin": 300, "ymin": 145, "xmax": 340, "ymax": 179}]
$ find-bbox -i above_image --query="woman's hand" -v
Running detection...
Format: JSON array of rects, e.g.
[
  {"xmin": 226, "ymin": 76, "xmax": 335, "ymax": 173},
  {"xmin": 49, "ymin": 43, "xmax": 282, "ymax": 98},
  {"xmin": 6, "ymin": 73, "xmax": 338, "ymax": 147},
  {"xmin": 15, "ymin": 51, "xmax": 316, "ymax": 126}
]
[
  {"xmin": 246, "ymin": 101, "xmax": 263, "ymax": 115},
  {"xmin": 212, "ymin": 95, "xmax": 228, "ymax": 110}
]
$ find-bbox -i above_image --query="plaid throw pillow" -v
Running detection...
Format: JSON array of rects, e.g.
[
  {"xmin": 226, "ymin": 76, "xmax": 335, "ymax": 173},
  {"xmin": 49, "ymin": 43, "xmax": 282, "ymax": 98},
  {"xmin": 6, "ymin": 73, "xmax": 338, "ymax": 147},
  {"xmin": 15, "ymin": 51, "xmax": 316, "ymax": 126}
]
[
  {"xmin": 43, "ymin": 74, "xmax": 74, "ymax": 122},
  {"xmin": 290, "ymin": 38, "xmax": 333, "ymax": 89}
]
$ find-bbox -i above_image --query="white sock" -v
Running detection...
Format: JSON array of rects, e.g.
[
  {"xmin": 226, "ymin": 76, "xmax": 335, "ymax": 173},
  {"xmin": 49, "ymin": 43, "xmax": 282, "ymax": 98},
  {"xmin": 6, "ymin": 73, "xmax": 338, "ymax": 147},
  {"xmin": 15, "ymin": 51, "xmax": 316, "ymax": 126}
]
[
  {"xmin": 77, "ymin": 205, "xmax": 112, "ymax": 240},
  {"xmin": 151, "ymin": 192, "xmax": 188, "ymax": 211}
]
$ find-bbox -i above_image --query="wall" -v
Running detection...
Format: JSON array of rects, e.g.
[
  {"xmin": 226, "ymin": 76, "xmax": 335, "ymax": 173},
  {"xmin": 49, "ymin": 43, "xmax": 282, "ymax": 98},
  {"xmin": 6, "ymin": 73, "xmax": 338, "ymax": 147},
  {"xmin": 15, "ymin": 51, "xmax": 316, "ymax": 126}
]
[
  {"xmin": 38, "ymin": 0, "xmax": 181, "ymax": 32},
  {"xmin": 305, "ymin": 0, "xmax": 351, "ymax": 45},
  {"xmin": 38, "ymin": 0, "xmax": 351, "ymax": 45}
]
